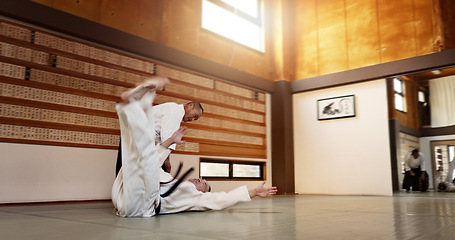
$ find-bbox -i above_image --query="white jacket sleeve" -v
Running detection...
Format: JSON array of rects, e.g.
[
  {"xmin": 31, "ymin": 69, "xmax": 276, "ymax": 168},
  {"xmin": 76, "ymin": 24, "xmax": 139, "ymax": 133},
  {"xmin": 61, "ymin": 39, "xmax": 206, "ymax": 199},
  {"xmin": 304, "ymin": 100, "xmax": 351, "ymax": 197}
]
[
  {"xmin": 156, "ymin": 144, "xmax": 172, "ymax": 167},
  {"xmin": 419, "ymin": 153, "xmax": 425, "ymax": 171},
  {"xmin": 160, "ymin": 104, "xmax": 184, "ymax": 150},
  {"xmin": 192, "ymin": 185, "xmax": 252, "ymax": 211}
]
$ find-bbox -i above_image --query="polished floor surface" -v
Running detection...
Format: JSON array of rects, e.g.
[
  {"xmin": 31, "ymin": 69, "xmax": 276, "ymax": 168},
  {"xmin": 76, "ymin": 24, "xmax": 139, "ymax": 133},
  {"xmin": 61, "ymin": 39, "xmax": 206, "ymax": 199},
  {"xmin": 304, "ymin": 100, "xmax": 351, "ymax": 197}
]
[{"xmin": 1, "ymin": 192, "xmax": 455, "ymax": 240}]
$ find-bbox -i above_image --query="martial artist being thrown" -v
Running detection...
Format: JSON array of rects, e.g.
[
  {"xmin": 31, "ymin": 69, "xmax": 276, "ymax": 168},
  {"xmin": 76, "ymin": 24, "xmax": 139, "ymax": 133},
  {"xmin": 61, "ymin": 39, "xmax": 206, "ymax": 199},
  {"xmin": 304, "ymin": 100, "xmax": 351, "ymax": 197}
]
[{"xmin": 112, "ymin": 79, "xmax": 277, "ymax": 217}]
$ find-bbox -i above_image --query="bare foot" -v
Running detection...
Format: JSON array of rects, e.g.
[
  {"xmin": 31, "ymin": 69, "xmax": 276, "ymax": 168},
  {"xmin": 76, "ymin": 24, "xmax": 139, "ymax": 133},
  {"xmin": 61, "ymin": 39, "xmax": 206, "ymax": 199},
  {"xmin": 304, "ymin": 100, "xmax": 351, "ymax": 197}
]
[
  {"xmin": 144, "ymin": 76, "xmax": 170, "ymax": 90},
  {"xmin": 121, "ymin": 82, "xmax": 157, "ymax": 104},
  {"xmin": 121, "ymin": 76, "xmax": 170, "ymax": 104}
]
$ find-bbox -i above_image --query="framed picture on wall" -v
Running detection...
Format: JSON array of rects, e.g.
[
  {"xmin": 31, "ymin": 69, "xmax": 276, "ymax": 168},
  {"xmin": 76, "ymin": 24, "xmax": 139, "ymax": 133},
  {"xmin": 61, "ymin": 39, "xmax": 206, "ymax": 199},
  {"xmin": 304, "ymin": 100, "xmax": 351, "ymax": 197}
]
[{"xmin": 317, "ymin": 95, "xmax": 356, "ymax": 120}]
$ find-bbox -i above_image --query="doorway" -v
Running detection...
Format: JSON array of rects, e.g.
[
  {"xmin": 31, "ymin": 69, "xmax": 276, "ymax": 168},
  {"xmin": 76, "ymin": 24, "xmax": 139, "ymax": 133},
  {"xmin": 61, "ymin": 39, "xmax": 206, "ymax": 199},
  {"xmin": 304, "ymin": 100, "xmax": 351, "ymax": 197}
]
[{"xmin": 430, "ymin": 140, "xmax": 455, "ymax": 187}]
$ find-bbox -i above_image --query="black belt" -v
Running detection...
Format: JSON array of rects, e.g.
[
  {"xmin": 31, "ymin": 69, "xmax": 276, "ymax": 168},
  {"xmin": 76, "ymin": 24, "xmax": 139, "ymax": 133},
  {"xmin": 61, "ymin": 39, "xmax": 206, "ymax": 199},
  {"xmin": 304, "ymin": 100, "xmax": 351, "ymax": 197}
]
[
  {"xmin": 155, "ymin": 201, "xmax": 161, "ymax": 215},
  {"xmin": 160, "ymin": 162, "xmax": 194, "ymax": 198},
  {"xmin": 153, "ymin": 162, "xmax": 193, "ymax": 216},
  {"xmin": 156, "ymin": 162, "xmax": 194, "ymax": 215}
]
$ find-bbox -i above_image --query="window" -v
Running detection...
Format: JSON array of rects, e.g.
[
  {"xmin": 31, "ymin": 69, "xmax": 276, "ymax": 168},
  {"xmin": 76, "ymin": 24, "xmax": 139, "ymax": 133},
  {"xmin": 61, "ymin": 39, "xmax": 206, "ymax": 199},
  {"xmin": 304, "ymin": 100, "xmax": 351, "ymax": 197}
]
[
  {"xmin": 449, "ymin": 145, "xmax": 454, "ymax": 163},
  {"xmin": 200, "ymin": 158, "xmax": 265, "ymax": 180},
  {"xmin": 418, "ymin": 91, "xmax": 426, "ymax": 103},
  {"xmin": 201, "ymin": 0, "xmax": 264, "ymax": 52},
  {"xmin": 393, "ymin": 78, "xmax": 405, "ymax": 112},
  {"xmin": 450, "ymin": 145, "xmax": 455, "ymax": 182},
  {"xmin": 200, "ymin": 162, "xmax": 229, "ymax": 177}
]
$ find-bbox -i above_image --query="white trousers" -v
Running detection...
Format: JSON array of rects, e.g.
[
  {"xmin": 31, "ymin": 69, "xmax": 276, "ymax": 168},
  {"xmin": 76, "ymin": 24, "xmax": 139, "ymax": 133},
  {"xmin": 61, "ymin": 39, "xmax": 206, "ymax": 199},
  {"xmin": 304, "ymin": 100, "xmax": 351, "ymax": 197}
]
[{"xmin": 112, "ymin": 100, "xmax": 160, "ymax": 217}]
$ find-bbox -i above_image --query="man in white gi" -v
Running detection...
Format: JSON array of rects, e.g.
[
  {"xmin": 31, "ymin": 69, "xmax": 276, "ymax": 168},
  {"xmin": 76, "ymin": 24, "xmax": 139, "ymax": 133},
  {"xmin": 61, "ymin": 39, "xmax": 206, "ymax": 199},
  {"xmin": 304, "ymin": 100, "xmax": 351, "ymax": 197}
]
[
  {"xmin": 437, "ymin": 156, "xmax": 455, "ymax": 192},
  {"xmin": 448, "ymin": 156, "xmax": 455, "ymax": 184},
  {"xmin": 115, "ymin": 76, "xmax": 204, "ymax": 175},
  {"xmin": 402, "ymin": 149, "xmax": 428, "ymax": 192},
  {"xmin": 112, "ymin": 79, "xmax": 277, "ymax": 217}
]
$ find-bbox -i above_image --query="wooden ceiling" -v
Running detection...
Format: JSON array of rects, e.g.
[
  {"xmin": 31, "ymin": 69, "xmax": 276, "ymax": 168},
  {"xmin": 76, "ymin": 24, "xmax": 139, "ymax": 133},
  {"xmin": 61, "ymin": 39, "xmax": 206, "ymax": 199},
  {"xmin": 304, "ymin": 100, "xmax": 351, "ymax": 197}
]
[{"xmin": 404, "ymin": 66, "xmax": 455, "ymax": 86}]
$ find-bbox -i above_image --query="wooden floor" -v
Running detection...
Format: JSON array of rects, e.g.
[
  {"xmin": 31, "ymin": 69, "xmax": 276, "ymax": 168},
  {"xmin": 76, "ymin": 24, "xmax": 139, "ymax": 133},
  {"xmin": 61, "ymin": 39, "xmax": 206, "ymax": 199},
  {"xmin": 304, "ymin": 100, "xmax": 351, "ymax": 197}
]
[{"xmin": 1, "ymin": 192, "xmax": 455, "ymax": 239}]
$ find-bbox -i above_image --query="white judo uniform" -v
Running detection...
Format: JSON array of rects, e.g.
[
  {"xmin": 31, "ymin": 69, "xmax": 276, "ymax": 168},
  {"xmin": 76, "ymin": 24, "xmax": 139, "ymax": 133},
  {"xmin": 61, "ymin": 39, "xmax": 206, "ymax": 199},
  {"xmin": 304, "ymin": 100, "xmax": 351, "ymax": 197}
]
[
  {"xmin": 140, "ymin": 92, "xmax": 185, "ymax": 150},
  {"xmin": 112, "ymin": 100, "xmax": 251, "ymax": 217}
]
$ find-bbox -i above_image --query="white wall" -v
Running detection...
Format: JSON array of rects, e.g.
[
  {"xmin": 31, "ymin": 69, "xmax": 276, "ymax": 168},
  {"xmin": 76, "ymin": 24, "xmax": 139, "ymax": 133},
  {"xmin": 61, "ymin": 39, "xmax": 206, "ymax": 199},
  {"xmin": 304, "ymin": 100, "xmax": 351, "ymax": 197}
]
[
  {"xmin": 0, "ymin": 142, "xmax": 271, "ymax": 204},
  {"xmin": 293, "ymin": 79, "xmax": 393, "ymax": 196},
  {"xmin": 0, "ymin": 143, "xmax": 117, "ymax": 203}
]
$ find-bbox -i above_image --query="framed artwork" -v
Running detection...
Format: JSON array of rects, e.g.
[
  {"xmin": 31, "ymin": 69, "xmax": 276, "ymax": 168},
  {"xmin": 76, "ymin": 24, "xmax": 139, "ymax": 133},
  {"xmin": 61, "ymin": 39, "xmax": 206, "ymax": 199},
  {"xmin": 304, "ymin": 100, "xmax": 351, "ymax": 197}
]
[{"xmin": 317, "ymin": 95, "xmax": 355, "ymax": 120}]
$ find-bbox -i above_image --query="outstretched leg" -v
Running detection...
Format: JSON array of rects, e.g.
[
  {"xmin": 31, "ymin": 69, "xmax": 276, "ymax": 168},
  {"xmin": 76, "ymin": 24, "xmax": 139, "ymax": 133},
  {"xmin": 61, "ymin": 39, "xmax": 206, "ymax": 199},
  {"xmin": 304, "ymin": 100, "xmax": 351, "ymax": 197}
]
[
  {"xmin": 112, "ymin": 77, "xmax": 169, "ymax": 217},
  {"xmin": 115, "ymin": 76, "xmax": 169, "ymax": 176}
]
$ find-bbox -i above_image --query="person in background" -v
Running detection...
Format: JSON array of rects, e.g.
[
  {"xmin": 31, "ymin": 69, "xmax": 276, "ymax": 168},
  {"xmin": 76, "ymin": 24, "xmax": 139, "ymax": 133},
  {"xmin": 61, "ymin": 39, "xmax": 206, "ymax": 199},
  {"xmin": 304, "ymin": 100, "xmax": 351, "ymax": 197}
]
[
  {"xmin": 402, "ymin": 149, "xmax": 428, "ymax": 192},
  {"xmin": 437, "ymin": 156, "xmax": 455, "ymax": 192}
]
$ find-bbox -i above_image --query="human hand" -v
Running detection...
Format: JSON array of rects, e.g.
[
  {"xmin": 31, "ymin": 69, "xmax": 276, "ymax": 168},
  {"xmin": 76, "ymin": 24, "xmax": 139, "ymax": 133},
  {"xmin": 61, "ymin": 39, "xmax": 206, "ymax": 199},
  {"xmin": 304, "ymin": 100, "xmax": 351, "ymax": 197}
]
[
  {"xmin": 252, "ymin": 180, "xmax": 278, "ymax": 198},
  {"xmin": 171, "ymin": 126, "xmax": 187, "ymax": 144}
]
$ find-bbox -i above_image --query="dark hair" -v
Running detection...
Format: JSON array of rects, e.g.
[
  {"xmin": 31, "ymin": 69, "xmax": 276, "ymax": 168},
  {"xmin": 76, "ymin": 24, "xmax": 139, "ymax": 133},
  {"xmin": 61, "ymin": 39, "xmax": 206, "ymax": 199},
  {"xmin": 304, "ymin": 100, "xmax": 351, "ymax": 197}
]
[
  {"xmin": 186, "ymin": 101, "xmax": 204, "ymax": 113},
  {"xmin": 412, "ymin": 149, "xmax": 419, "ymax": 154},
  {"xmin": 438, "ymin": 182, "xmax": 447, "ymax": 191}
]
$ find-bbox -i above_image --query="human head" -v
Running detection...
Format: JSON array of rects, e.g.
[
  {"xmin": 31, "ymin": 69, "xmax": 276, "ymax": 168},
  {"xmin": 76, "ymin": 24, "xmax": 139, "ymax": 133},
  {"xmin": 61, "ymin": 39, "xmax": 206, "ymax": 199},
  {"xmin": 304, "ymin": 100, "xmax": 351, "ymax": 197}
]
[
  {"xmin": 188, "ymin": 178, "xmax": 211, "ymax": 192},
  {"xmin": 411, "ymin": 149, "xmax": 419, "ymax": 158},
  {"xmin": 183, "ymin": 101, "xmax": 203, "ymax": 122},
  {"xmin": 438, "ymin": 182, "xmax": 447, "ymax": 191}
]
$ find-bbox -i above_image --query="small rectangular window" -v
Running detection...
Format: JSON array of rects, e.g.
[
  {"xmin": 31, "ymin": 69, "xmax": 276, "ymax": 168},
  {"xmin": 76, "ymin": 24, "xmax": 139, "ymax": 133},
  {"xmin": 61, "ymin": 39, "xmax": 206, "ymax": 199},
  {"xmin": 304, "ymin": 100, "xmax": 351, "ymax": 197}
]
[
  {"xmin": 393, "ymin": 78, "xmax": 403, "ymax": 93},
  {"xmin": 449, "ymin": 145, "xmax": 454, "ymax": 163},
  {"xmin": 393, "ymin": 78, "xmax": 406, "ymax": 112},
  {"xmin": 200, "ymin": 162, "xmax": 229, "ymax": 177},
  {"xmin": 395, "ymin": 93, "xmax": 405, "ymax": 112},
  {"xmin": 418, "ymin": 91, "xmax": 426, "ymax": 103},
  {"xmin": 200, "ymin": 158, "xmax": 265, "ymax": 180},
  {"xmin": 233, "ymin": 163, "xmax": 261, "ymax": 178}
]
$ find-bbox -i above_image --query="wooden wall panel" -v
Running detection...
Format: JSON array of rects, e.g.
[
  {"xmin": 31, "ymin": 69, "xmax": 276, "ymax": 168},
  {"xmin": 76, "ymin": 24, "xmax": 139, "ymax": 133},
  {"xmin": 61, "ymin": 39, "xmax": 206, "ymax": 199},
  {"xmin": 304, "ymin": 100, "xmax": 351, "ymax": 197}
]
[
  {"xmin": 345, "ymin": 0, "xmax": 380, "ymax": 69},
  {"xmin": 402, "ymin": 78, "xmax": 419, "ymax": 130},
  {"xmin": 294, "ymin": 0, "xmax": 439, "ymax": 80},
  {"xmin": 31, "ymin": 0, "xmax": 275, "ymax": 80},
  {"xmin": 32, "ymin": 0, "xmax": 454, "ymax": 82},
  {"xmin": 162, "ymin": 0, "xmax": 200, "ymax": 52},
  {"xmin": 99, "ymin": 0, "xmax": 140, "ymax": 34},
  {"xmin": 377, "ymin": 0, "xmax": 418, "ymax": 63},
  {"xmin": 294, "ymin": 0, "xmax": 319, "ymax": 78},
  {"xmin": 280, "ymin": 0, "xmax": 296, "ymax": 81},
  {"xmin": 316, "ymin": 0, "xmax": 348, "ymax": 75},
  {"xmin": 0, "ymin": 18, "xmax": 267, "ymax": 158},
  {"xmin": 52, "ymin": 0, "xmax": 102, "ymax": 22},
  {"xmin": 439, "ymin": 0, "xmax": 455, "ymax": 50},
  {"xmin": 31, "ymin": 0, "xmax": 54, "ymax": 8},
  {"xmin": 414, "ymin": 0, "xmax": 437, "ymax": 55},
  {"xmin": 198, "ymin": 143, "xmax": 266, "ymax": 159},
  {"xmin": 135, "ymin": 0, "xmax": 165, "ymax": 41},
  {"xmin": 34, "ymin": 0, "xmax": 102, "ymax": 22}
]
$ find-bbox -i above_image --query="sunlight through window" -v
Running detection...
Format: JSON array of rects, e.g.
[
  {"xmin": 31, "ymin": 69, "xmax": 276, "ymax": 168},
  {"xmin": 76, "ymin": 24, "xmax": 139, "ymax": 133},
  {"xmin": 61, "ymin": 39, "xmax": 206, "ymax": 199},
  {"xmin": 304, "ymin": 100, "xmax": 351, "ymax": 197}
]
[
  {"xmin": 202, "ymin": 0, "xmax": 264, "ymax": 52},
  {"xmin": 220, "ymin": 0, "xmax": 258, "ymax": 17}
]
